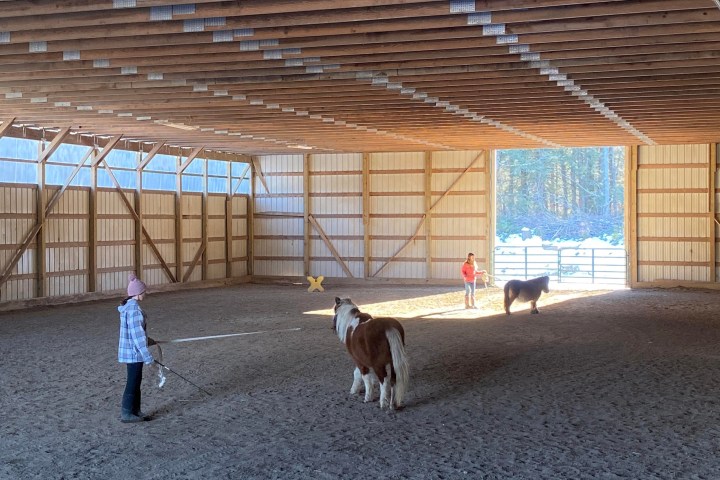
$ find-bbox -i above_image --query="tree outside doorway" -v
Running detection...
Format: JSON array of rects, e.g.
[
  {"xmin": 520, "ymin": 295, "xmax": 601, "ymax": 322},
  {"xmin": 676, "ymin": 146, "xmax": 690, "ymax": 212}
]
[{"xmin": 494, "ymin": 147, "xmax": 626, "ymax": 287}]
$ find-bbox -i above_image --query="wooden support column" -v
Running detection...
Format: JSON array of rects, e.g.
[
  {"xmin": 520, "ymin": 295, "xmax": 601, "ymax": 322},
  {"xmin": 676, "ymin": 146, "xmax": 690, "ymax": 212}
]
[
  {"xmin": 225, "ymin": 163, "xmax": 233, "ymax": 279},
  {"xmin": 627, "ymin": 145, "xmax": 639, "ymax": 286},
  {"xmin": 175, "ymin": 155, "xmax": 184, "ymax": 282},
  {"xmin": 303, "ymin": 154, "xmax": 311, "ymax": 276},
  {"xmin": 424, "ymin": 151, "xmax": 432, "ymax": 280},
  {"xmin": 710, "ymin": 143, "xmax": 717, "ymax": 282},
  {"xmin": 202, "ymin": 153, "xmax": 208, "ymax": 280},
  {"xmin": 134, "ymin": 154, "xmax": 143, "ymax": 280},
  {"xmin": 486, "ymin": 149, "xmax": 496, "ymax": 273},
  {"xmin": 88, "ymin": 146, "xmax": 98, "ymax": 292},
  {"xmin": 247, "ymin": 157, "xmax": 256, "ymax": 276},
  {"xmin": 34, "ymin": 128, "xmax": 70, "ymax": 297},
  {"xmin": 362, "ymin": 152, "xmax": 370, "ymax": 278},
  {"xmin": 36, "ymin": 141, "xmax": 46, "ymax": 298}
]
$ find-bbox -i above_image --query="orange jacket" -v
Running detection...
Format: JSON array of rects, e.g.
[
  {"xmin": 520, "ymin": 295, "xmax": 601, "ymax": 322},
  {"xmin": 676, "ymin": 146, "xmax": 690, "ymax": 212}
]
[{"xmin": 461, "ymin": 262, "xmax": 483, "ymax": 282}]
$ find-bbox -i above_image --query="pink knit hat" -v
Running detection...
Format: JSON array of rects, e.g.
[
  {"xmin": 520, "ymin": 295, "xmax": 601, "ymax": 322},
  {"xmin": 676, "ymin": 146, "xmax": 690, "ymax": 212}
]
[{"xmin": 127, "ymin": 273, "xmax": 147, "ymax": 297}]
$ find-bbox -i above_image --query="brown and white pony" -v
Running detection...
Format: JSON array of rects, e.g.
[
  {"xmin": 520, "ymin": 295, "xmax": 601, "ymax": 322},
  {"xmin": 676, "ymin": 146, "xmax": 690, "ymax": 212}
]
[{"xmin": 333, "ymin": 297, "xmax": 409, "ymax": 410}]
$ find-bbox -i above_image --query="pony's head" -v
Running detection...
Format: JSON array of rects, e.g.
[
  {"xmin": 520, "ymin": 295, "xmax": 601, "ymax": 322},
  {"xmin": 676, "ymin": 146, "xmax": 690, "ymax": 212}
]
[
  {"xmin": 540, "ymin": 275, "xmax": 550, "ymax": 293},
  {"xmin": 333, "ymin": 297, "xmax": 360, "ymax": 341}
]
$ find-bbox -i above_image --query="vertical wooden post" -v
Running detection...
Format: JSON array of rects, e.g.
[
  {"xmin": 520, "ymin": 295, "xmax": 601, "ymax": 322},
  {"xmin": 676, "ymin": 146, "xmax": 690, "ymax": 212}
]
[
  {"xmin": 424, "ymin": 151, "xmax": 432, "ymax": 279},
  {"xmin": 247, "ymin": 156, "xmax": 255, "ymax": 276},
  {"xmin": 175, "ymin": 154, "xmax": 184, "ymax": 282},
  {"xmin": 226, "ymin": 161, "xmax": 233, "ymax": 279},
  {"xmin": 36, "ymin": 140, "xmax": 46, "ymax": 298},
  {"xmin": 303, "ymin": 154, "xmax": 311, "ymax": 276},
  {"xmin": 627, "ymin": 145, "xmax": 639, "ymax": 287},
  {"xmin": 486, "ymin": 149, "xmax": 495, "ymax": 273},
  {"xmin": 88, "ymin": 146, "xmax": 98, "ymax": 292},
  {"xmin": 709, "ymin": 143, "xmax": 717, "ymax": 282},
  {"xmin": 202, "ymin": 154, "xmax": 208, "ymax": 280},
  {"xmin": 134, "ymin": 151, "xmax": 143, "ymax": 280},
  {"xmin": 362, "ymin": 152, "xmax": 371, "ymax": 278}
]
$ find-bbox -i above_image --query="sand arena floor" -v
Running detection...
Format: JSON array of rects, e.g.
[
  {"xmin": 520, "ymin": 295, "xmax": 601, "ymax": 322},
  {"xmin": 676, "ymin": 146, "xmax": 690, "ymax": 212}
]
[{"xmin": 2, "ymin": 283, "xmax": 720, "ymax": 479}]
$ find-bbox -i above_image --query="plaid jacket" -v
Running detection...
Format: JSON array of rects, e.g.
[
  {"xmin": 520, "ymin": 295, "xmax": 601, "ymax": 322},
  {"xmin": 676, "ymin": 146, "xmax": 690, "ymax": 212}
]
[{"xmin": 117, "ymin": 299, "xmax": 154, "ymax": 364}]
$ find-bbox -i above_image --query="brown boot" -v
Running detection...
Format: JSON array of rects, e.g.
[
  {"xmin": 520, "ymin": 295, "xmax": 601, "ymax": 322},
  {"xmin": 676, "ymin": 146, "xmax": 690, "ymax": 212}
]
[{"xmin": 464, "ymin": 296, "xmax": 471, "ymax": 309}]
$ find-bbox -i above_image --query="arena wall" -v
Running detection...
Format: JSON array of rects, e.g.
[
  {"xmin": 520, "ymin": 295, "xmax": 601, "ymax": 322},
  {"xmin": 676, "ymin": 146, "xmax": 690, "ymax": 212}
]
[
  {"xmin": 628, "ymin": 144, "xmax": 719, "ymax": 287},
  {"xmin": 251, "ymin": 150, "xmax": 490, "ymax": 282},
  {"xmin": 3, "ymin": 141, "xmax": 720, "ymax": 309},
  {"xmin": 0, "ymin": 138, "xmax": 250, "ymax": 308}
]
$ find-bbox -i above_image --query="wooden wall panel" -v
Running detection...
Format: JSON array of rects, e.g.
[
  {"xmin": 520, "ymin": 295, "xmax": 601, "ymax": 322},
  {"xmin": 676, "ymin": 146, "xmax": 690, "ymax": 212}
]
[
  {"xmin": 0, "ymin": 185, "xmax": 37, "ymax": 301},
  {"xmin": 181, "ymin": 193, "xmax": 203, "ymax": 283},
  {"xmin": 231, "ymin": 195, "xmax": 248, "ymax": 277},
  {"xmin": 368, "ymin": 152, "xmax": 427, "ymax": 279},
  {"xmin": 206, "ymin": 194, "xmax": 226, "ymax": 280},
  {"xmin": 96, "ymin": 189, "xmax": 135, "ymax": 292},
  {"xmin": 259, "ymin": 150, "xmax": 491, "ymax": 281},
  {"xmin": 635, "ymin": 144, "xmax": 712, "ymax": 283},
  {"xmin": 45, "ymin": 187, "xmax": 88, "ymax": 297},
  {"xmin": 142, "ymin": 192, "xmax": 176, "ymax": 286},
  {"xmin": 309, "ymin": 153, "xmax": 364, "ymax": 278},
  {"xmin": 715, "ymin": 143, "xmax": 720, "ymax": 282},
  {"xmin": 253, "ymin": 155, "xmax": 304, "ymax": 277},
  {"xmin": 432, "ymin": 151, "xmax": 488, "ymax": 279},
  {"xmin": 1, "ymin": 146, "xmax": 249, "ymax": 306}
]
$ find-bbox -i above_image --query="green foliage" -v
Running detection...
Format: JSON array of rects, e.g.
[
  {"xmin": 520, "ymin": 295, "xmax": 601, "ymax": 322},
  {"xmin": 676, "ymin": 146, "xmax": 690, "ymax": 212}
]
[{"xmin": 496, "ymin": 147, "xmax": 624, "ymax": 245}]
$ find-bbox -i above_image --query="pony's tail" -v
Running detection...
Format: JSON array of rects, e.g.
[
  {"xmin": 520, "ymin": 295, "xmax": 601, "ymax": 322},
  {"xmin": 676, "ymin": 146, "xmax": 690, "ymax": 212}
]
[{"xmin": 386, "ymin": 328, "xmax": 409, "ymax": 407}]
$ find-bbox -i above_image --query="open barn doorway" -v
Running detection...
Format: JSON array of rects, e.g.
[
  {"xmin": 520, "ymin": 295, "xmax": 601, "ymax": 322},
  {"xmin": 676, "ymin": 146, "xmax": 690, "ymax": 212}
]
[{"xmin": 494, "ymin": 147, "xmax": 627, "ymax": 288}]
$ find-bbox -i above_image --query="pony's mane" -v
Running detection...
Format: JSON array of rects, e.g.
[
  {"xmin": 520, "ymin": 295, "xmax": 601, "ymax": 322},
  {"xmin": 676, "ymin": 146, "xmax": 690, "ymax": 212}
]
[{"xmin": 334, "ymin": 300, "xmax": 363, "ymax": 343}]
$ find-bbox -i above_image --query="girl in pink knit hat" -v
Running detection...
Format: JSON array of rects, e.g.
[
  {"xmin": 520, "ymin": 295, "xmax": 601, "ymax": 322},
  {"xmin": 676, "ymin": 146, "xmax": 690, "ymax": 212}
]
[{"xmin": 117, "ymin": 273, "xmax": 154, "ymax": 423}]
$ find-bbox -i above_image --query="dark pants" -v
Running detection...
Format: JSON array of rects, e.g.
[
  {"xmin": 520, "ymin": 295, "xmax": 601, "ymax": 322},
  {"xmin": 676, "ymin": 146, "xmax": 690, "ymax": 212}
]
[{"xmin": 121, "ymin": 362, "xmax": 144, "ymax": 414}]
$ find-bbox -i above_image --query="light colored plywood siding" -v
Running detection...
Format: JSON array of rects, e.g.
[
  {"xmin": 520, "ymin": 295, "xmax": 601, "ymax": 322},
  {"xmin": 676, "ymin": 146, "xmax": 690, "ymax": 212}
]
[
  {"xmin": 0, "ymin": 185, "xmax": 37, "ymax": 301},
  {"xmin": 715, "ymin": 144, "xmax": 720, "ymax": 282},
  {"xmin": 309, "ymin": 153, "xmax": 363, "ymax": 278},
  {"xmin": 231, "ymin": 195, "xmax": 248, "ymax": 277},
  {"xmin": 96, "ymin": 189, "xmax": 135, "ymax": 292},
  {"xmin": 141, "ymin": 191, "xmax": 176, "ymax": 286},
  {"xmin": 431, "ymin": 151, "xmax": 488, "ymax": 279},
  {"xmin": 636, "ymin": 144, "xmax": 711, "ymax": 282},
  {"xmin": 253, "ymin": 155, "xmax": 304, "ymax": 276},
  {"xmin": 369, "ymin": 152, "xmax": 427, "ymax": 279},
  {"xmin": 45, "ymin": 187, "xmax": 88, "ymax": 297},
  {"xmin": 182, "ymin": 193, "xmax": 203, "ymax": 283},
  {"xmin": 207, "ymin": 194, "xmax": 226, "ymax": 279}
]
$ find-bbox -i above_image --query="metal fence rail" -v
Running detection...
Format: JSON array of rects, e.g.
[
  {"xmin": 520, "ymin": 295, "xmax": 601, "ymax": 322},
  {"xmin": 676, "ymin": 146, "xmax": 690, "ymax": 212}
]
[{"xmin": 493, "ymin": 245, "xmax": 627, "ymax": 285}]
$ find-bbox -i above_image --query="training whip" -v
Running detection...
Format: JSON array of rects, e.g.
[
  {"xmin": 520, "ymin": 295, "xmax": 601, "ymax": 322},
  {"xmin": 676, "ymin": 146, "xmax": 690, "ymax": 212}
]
[
  {"xmin": 156, "ymin": 327, "xmax": 301, "ymax": 344},
  {"xmin": 154, "ymin": 360, "xmax": 211, "ymax": 396}
]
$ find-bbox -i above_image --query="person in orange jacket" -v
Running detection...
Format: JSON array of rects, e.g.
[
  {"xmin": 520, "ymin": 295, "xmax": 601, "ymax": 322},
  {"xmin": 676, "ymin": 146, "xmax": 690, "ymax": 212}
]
[{"xmin": 461, "ymin": 252, "xmax": 486, "ymax": 309}]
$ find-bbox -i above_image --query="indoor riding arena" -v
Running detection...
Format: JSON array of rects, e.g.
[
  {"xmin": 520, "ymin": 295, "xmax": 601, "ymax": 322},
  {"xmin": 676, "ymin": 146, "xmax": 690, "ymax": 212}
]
[{"xmin": 2, "ymin": 1, "xmax": 720, "ymax": 479}]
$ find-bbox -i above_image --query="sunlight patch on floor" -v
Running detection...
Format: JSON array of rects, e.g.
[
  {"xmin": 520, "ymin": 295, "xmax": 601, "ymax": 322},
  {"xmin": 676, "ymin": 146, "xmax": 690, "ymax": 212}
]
[{"xmin": 305, "ymin": 287, "xmax": 614, "ymax": 321}]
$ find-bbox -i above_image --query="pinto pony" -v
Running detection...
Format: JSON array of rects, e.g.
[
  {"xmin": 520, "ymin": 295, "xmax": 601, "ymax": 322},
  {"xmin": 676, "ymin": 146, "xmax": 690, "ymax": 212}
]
[{"xmin": 333, "ymin": 297, "xmax": 409, "ymax": 410}]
